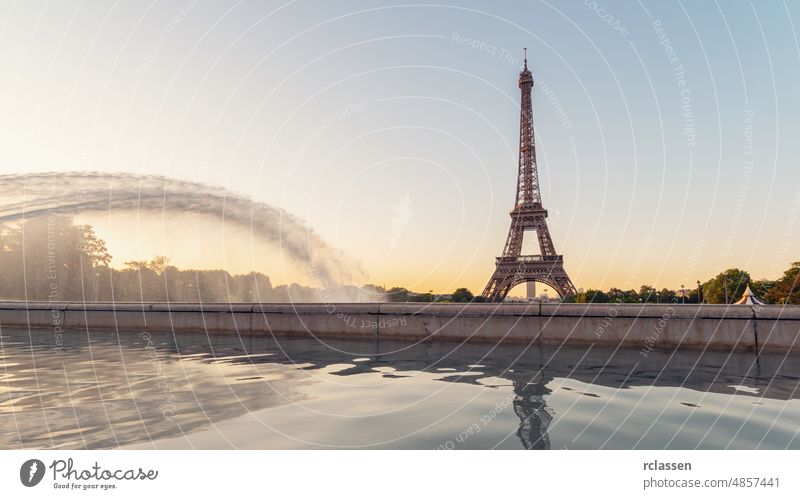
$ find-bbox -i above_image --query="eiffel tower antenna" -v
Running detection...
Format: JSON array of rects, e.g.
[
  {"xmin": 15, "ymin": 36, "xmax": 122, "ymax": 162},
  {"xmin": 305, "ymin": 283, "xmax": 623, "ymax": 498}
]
[{"xmin": 481, "ymin": 51, "xmax": 577, "ymax": 301}]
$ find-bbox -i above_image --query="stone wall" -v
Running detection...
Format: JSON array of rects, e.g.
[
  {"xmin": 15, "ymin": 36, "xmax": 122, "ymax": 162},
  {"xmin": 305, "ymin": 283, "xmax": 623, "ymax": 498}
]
[{"xmin": 1, "ymin": 302, "xmax": 798, "ymax": 353}]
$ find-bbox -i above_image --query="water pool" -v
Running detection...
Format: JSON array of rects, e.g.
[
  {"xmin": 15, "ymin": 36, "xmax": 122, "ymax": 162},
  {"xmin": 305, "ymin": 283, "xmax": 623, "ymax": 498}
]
[{"xmin": 1, "ymin": 329, "xmax": 799, "ymax": 449}]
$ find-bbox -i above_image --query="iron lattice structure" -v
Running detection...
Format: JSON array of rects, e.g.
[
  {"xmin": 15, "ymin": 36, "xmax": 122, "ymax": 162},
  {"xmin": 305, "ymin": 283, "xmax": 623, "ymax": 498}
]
[{"xmin": 482, "ymin": 50, "xmax": 577, "ymax": 301}]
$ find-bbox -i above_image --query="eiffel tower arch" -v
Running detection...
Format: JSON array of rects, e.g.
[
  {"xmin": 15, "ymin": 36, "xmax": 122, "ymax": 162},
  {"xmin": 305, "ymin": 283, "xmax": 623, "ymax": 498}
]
[{"xmin": 482, "ymin": 49, "xmax": 577, "ymax": 302}]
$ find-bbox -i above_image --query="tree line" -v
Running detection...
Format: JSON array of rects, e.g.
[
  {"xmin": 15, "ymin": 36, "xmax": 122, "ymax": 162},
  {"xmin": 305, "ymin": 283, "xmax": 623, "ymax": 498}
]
[
  {"xmin": 0, "ymin": 216, "xmax": 371, "ymax": 303},
  {"xmin": 568, "ymin": 265, "xmax": 799, "ymax": 305},
  {"xmin": 384, "ymin": 266, "xmax": 800, "ymax": 305}
]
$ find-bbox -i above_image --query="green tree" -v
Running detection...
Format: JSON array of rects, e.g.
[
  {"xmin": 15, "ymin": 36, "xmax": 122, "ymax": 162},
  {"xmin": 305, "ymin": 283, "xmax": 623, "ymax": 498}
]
[
  {"xmin": 124, "ymin": 260, "xmax": 150, "ymax": 270},
  {"xmin": 385, "ymin": 287, "xmax": 410, "ymax": 302},
  {"xmin": 623, "ymin": 289, "xmax": 640, "ymax": 303},
  {"xmin": 765, "ymin": 262, "xmax": 800, "ymax": 304},
  {"xmin": 702, "ymin": 268, "xmax": 750, "ymax": 304},
  {"xmin": 148, "ymin": 256, "xmax": 170, "ymax": 275},
  {"xmin": 76, "ymin": 224, "xmax": 112, "ymax": 268},
  {"xmin": 658, "ymin": 288, "xmax": 677, "ymax": 303},
  {"xmin": 0, "ymin": 216, "xmax": 111, "ymax": 300},
  {"xmin": 607, "ymin": 288, "xmax": 639, "ymax": 303},
  {"xmin": 607, "ymin": 288, "xmax": 624, "ymax": 302},
  {"xmin": 577, "ymin": 289, "xmax": 609, "ymax": 303},
  {"xmin": 750, "ymin": 278, "xmax": 774, "ymax": 304},
  {"xmin": 451, "ymin": 287, "xmax": 474, "ymax": 303},
  {"xmin": 639, "ymin": 285, "xmax": 657, "ymax": 303}
]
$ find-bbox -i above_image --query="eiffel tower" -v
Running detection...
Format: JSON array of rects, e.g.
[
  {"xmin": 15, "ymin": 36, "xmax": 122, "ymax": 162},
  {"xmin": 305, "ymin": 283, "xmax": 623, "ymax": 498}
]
[{"xmin": 482, "ymin": 49, "xmax": 577, "ymax": 301}]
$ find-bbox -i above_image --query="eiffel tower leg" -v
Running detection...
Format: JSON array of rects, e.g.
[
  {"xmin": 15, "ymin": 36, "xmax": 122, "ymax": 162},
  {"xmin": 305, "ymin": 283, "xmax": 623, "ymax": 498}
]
[
  {"xmin": 481, "ymin": 270, "xmax": 524, "ymax": 302},
  {"xmin": 481, "ymin": 274, "xmax": 510, "ymax": 302},
  {"xmin": 553, "ymin": 275, "xmax": 577, "ymax": 297}
]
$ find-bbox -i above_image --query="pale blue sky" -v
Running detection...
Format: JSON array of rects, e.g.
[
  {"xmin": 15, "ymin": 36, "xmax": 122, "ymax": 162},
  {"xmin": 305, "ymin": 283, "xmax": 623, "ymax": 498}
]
[{"xmin": 1, "ymin": 0, "xmax": 798, "ymax": 293}]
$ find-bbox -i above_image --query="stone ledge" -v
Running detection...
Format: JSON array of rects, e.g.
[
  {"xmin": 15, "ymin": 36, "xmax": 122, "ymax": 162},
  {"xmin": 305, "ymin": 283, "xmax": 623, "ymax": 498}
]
[{"xmin": 0, "ymin": 302, "xmax": 798, "ymax": 353}]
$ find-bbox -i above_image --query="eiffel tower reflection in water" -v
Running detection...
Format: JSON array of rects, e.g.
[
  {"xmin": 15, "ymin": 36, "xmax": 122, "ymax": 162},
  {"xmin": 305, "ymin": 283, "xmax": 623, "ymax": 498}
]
[{"xmin": 512, "ymin": 377, "xmax": 552, "ymax": 450}]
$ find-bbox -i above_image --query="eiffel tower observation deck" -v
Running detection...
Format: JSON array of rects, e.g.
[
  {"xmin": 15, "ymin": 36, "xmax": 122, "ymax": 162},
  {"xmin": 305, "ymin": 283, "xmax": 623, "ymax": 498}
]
[{"xmin": 481, "ymin": 49, "xmax": 577, "ymax": 302}]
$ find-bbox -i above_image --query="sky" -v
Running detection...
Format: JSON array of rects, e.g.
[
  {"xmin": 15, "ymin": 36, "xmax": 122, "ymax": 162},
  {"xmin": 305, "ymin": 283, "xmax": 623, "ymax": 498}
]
[{"xmin": 1, "ymin": 0, "xmax": 799, "ymax": 295}]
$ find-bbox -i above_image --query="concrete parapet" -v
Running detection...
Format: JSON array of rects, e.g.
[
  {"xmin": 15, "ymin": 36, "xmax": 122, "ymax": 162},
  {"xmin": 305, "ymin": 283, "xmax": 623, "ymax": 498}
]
[
  {"xmin": 1, "ymin": 301, "xmax": 799, "ymax": 354},
  {"xmin": 251, "ymin": 303, "xmax": 378, "ymax": 339},
  {"xmin": 0, "ymin": 302, "xmax": 68, "ymax": 329}
]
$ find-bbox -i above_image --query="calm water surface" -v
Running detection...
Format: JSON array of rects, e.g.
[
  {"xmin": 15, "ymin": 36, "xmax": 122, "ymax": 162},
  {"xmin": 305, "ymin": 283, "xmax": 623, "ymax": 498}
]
[{"xmin": 1, "ymin": 328, "xmax": 799, "ymax": 449}]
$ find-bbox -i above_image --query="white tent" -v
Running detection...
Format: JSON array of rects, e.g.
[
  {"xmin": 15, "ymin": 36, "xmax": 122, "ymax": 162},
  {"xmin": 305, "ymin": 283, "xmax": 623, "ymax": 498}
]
[{"xmin": 733, "ymin": 285, "xmax": 765, "ymax": 305}]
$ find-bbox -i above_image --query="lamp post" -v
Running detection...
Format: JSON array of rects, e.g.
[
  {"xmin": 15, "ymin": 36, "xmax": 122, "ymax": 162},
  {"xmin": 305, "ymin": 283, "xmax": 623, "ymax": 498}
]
[
  {"xmin": 681, "ymin": 284, "xmax": 685, "ymax": 304},
  {"xmin": 697, "ymin": 280, "xmax": 702, "ymax": 304}
]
